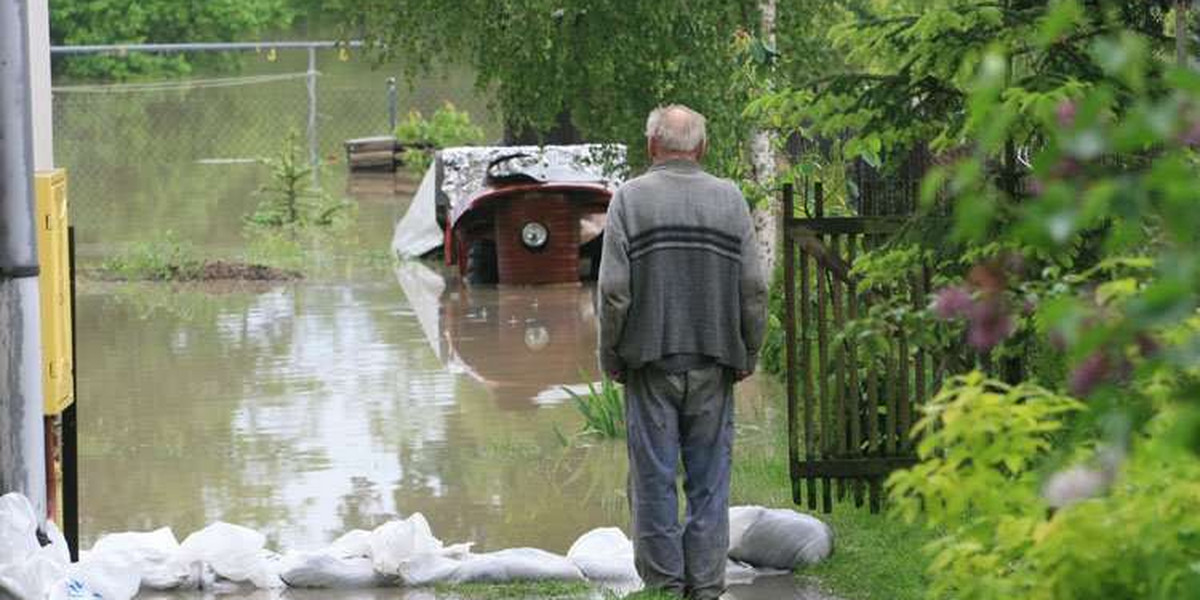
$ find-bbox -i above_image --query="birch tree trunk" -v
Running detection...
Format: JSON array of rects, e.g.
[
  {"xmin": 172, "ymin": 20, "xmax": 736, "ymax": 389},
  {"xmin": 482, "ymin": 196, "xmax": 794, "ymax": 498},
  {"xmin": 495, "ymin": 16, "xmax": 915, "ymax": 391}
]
[
  {"xmin": 751, "ymin": 0, "xmax": 779, "ymax": 279},
  {"xmin": 1178, "ymin": 0, "xmax": 1190, "ymax": 67}
]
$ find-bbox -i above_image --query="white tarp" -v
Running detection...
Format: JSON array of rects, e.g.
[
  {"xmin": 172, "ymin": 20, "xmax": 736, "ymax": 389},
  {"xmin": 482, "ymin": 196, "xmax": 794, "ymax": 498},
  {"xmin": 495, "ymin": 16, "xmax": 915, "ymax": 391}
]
[
  {"xmin": 391, "ymin": 164, "xmax": 443, "ymax": 260},
  {"xmin": 393, "ymin": 261, "xmax": 446, "ymax": 361},
  {"xmin": 391, "ymin": 144, "xmax": 627, "ymax": 259}
]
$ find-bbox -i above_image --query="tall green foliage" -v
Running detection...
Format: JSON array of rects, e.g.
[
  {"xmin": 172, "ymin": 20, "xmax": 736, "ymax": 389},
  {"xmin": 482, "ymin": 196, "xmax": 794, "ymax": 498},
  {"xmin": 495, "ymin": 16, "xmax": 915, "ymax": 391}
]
[
  {"xmin": 748, "ymin": 0, "xmax": 1200, "ymax": 596},
  {"xmin": 749, "ymin": 0, "xmax": 1177, "ymax": 163},
  {"xmin": 50, "ymin": 0, "xmax": 296, "ymax": 79},
  {"xmin": 761, "ymin": 1, "xmax": 1200, "ymax": 597},
  {"xmin": 331, "ymin": 0, "xmax": 761, "ymax": 173}
]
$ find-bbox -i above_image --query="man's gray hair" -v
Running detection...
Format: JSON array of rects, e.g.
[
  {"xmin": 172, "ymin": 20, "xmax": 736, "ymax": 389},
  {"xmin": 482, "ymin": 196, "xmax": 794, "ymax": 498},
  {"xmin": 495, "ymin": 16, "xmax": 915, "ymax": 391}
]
[{"xmin": 645, "ymin": 104, "xmax": 707, "ymax": 153}]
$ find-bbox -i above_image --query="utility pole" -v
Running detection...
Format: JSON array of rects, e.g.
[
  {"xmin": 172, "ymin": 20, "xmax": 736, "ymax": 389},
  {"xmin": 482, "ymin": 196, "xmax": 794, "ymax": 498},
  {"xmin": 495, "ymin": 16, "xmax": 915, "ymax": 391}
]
[{"xmin": 1, "ymin": 0, "xmax": 48, "ymax": 516}]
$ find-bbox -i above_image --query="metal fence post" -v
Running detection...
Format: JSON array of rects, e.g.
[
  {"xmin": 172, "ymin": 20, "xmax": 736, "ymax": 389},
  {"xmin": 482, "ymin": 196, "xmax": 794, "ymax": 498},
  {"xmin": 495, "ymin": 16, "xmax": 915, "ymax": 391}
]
[
  {"xmin": 306, "ymin": 45, "xmax": 319, "ymax": 186},
  {"xmin": 1, "ymin": 0, "xmax": 48, "ymax": 515},
  {"xmin": 387, "ymin": 77, "xmax": 398, "ymax": 134}
]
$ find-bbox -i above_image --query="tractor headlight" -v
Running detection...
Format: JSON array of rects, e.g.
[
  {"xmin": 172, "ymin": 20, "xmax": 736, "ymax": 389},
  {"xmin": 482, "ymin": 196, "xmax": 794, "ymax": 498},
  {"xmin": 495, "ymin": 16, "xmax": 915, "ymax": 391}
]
[
  {"xmin": 521, "ymin": 221, "xmax": 549, "ymax": 249},
  {"xmin": 524, "ymin": 324, "xmax": 550, "ymax": 350}
]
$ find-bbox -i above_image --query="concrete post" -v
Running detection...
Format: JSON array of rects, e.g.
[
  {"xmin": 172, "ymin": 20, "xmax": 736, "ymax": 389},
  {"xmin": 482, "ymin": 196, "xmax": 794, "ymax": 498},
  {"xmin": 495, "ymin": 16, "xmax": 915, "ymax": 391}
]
[
  {"xmin": 26, "ymin": 0, "xmax": 53, "ymax": 171},
  {"xmin": 0, "ymin": 0, "xmax": 48, "ymax": 515}
]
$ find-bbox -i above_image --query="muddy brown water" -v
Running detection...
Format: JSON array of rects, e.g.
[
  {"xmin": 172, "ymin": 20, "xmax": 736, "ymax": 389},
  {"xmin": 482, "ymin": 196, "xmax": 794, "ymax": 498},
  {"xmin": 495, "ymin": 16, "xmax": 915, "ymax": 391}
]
[{"xmin": 57, "ymin": 57, "xmax": 832, "ymax": 599}]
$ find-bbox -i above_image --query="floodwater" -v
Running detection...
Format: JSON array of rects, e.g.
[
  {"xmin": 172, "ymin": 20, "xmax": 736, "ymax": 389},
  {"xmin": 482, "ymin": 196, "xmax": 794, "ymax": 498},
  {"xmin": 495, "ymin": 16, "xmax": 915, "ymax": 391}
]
[{"xmin": 54, "ymin": 53, "xmax": 828, "ymax": 598}]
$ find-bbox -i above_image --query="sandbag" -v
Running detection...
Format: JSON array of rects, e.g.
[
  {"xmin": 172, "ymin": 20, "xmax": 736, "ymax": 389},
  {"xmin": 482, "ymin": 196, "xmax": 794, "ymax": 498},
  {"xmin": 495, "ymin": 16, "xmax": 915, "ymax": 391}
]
[
  {"xmin": 566, "ymin": 527, "xmax": 638, "ymax": 583},
  {"xmin": 177, "ymin": 522, "xmax": 282, "ymax": 588},
  {"xmin": 0, "ymin": 500, "xmax": 71, "ymax": 600},
  {"xmin": 449, "ymin": 548, "xmax": 585, "ymax": 584},
  {"xmin": 728, "ymin": 506, "xmax": 833, "ymax": 569},
  {"xmin": 367, "ymin": 515, "xmax": 444, "ymax": 576},
  {"xmin": 278, "ymin": 551, "xmax": 398, "ymax": 588},
  {"xmin": 368, "ymin": 515, "xmax": 471, "ymax": 578},
  {"xmin": 90, "ymin": 528, "xmax": 200, "ymax": 590},
  {"xmin": 401, "ymin": 553, "xmax": 463, "ymax": 587},
  {"xmin": 46, "ymin": 552, "xmax": 140, "ymax": 600},
  {"xmin": 330, "ymin": 530, "xmax": 373, "ymax": 558},
  {"xmin": 0, "ymin": 494, "xmax": 40, "ymax": 567}
]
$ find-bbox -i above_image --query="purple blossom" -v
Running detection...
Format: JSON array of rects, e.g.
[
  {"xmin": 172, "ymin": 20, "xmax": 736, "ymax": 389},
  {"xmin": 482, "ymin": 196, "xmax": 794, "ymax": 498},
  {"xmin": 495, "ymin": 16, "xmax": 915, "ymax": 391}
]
[
  {"xmin": 1028, "ymin": 177, "xmax": 1046, "ymax": 196},
  {"xmin": 1056, "ymin": 100, "xmax": 1077, "ymax": 129},
  {"xmin": 1022, "ymin": 297, "xmax": 1037, "ymax": 317},
  {"xmin": 967, "ymin": 297, "xmax": 1015, "ymax": 352},
  {"xmin": 933, "ymin": 286, "xmax": 974, "ymax": 320},
  {"xmin": 1069, "ymin": 352, "xmax": 1110, "ymax": 397},
  {"xmin": 1180, "ymin": 121, "xmax": 1200, "ymax": 147}
]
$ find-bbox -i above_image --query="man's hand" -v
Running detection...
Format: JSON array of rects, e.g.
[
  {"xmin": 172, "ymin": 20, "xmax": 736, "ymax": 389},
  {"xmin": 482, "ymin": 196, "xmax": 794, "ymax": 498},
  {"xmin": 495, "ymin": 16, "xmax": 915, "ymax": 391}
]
[
  {"xmin": 608, "ymin": 370, "xmax": 627, "ymax": 384},
  {"xmin": 735, "ymin": 370, "xmax": 752, "ymax": 382}
]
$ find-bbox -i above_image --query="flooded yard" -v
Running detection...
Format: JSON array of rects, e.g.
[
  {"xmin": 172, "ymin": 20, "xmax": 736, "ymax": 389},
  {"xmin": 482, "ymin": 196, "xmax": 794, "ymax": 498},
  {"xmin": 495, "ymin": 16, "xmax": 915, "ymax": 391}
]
[{"xmin": 54, "ymin": 55, "xmax": 824, "ymax": 598}]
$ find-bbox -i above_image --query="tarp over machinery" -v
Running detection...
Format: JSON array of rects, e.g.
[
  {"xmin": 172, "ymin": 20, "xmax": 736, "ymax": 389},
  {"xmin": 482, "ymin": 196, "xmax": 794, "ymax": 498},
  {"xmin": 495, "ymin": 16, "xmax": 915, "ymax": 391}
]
[{"xmin": 391, "ymin": 144, "xmax": 627, "ymax": 260}]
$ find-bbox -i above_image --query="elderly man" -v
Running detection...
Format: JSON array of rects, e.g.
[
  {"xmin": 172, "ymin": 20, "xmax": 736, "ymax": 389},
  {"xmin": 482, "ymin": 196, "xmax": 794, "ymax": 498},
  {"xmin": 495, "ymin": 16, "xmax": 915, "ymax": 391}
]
[{"xmin": 598, "ymin": 105, "xmax": 768, "ymax": 599}]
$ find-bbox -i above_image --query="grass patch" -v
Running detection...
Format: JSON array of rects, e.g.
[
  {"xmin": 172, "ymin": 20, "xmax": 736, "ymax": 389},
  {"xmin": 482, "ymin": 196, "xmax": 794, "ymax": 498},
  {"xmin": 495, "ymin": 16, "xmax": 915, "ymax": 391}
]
[
  {"xmin": 100, "ymin": 230, "xmax": 204, "ymax": 281},
  {"xmin": 564, "ymin": 376, "xmax": 626, "ymax": 439},
  {"xmin": 732, "ymin": 384, "xmax": 934, "ymax": 600},
  {"xmin": 431, "ymin": 581, "xmax": 594, "ymax": 599}
]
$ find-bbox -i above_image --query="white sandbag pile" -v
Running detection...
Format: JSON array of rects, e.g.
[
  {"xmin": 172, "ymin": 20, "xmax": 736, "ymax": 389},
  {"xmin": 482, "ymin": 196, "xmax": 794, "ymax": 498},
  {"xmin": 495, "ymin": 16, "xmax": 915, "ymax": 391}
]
[
  {"xmin": 729, "ymin": 506, "xmax": 835, "ymax": 569},
  {"xmin": 567, "ymin": 527, "xmax": 638, "ymax": 583},
  {"xmin": 1, "ymin": 491, "xmax": 834, "ymax": 599},
  {"xmin": 1, "ymin": 493, "xmax": 140, "ymax": 600}
]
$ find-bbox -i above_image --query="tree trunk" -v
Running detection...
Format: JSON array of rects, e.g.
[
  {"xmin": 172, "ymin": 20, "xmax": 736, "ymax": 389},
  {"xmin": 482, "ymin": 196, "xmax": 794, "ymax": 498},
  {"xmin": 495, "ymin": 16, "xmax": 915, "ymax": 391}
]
[
  {"xmin": 751, "ymin": 0, "xmax": 779, "ymax": 279},
  {"xmin": 1178, "ymin": 0, "xmax": 1190, "ymax": 67}
]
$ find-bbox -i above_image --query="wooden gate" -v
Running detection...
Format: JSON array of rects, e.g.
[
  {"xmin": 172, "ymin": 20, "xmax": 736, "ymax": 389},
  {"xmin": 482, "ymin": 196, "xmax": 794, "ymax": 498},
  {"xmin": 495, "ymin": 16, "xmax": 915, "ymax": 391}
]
[{"xmin": 781, "ymin": 181, "xmax": 934, "ymax": 513}]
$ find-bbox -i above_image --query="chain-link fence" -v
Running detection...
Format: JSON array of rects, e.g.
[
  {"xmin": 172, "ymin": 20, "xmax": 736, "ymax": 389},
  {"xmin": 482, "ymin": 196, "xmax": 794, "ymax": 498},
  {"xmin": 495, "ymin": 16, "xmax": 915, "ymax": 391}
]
[{"xmin": 50, "ymin": 44, "xmax": 494, "ymax": 255}]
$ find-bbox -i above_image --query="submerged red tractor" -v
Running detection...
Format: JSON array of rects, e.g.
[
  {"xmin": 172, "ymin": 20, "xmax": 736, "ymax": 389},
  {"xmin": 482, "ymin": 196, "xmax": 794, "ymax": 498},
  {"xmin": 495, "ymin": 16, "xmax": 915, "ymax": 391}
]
[{"xmin": 392, "ymin": 145, "xmax": 626, "ymax": 286}]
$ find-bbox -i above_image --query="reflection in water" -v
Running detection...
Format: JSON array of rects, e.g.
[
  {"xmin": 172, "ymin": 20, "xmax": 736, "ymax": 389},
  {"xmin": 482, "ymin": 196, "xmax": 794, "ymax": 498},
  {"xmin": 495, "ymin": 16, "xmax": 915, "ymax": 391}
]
[
  {"xmin": 78, "ymin": 276, "xmax": 625, "ymax": 553},
  {"xmin": 397, "ymin": 261, "xmax": 600, "ymax": 409}
]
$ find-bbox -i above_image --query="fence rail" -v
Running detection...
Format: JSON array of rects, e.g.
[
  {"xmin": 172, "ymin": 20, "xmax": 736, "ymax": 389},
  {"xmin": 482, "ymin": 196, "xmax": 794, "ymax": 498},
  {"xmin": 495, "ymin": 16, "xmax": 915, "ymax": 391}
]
[{"xmin": 50, "ymin": 41, "xmax": 365, "ymax": 55}]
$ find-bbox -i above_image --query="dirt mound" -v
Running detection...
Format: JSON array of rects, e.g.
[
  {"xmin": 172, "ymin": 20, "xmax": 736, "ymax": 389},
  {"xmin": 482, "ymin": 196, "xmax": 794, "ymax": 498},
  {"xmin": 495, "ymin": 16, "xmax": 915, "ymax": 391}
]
[{"xmin": 201, "ymin": 261, "xmax": 302, "ymax": 281}]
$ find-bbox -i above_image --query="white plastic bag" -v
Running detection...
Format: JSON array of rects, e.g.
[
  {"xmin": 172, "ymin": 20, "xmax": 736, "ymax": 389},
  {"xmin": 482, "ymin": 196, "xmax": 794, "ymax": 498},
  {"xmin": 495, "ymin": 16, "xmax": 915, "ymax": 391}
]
[
  {"xmin": 329, "ymin": 530, "xmax": 373, "ymax": 558},
  {"xmin": 0, "ymin": 499, "xmax": 70, "ymax": 600},
  {"xmin": 368, "ymin": 515, "xmax": 443, "ymax": 575},
  {"xmin": 367, "ymin": 515, "xmax": 470, "ymax": 577},
  {"xmin": 178, "ymin": 522, "xmax": 282, "ymax": 588},
  {"xmin": 277, "ymin": 551, "xmax": 397, "ymax": 588},
  {"xmin": 566, "ymin": 528, "xmax": 639, "ymax": 583},
  {"xmin": 90, "ymin": 528, "xmax": 200, "ymax": 590},
  {"xmin": 0, "ymin": 547, "xmax": 67, "ymax": 600},
  {"xmin": 727, "ymin": 506, "xmax": 834, "ymax": 569},
  {"xmin": 47, "ymin": 552, "xmax": 140, "ymax": 600},
  {"xmin": 449, "ymin": 548, "xmax": 585, "ymax": 584},
  {"xmin": 0, "ymin": 494, "xmax": 40, "ymax": 566},
  {"xmin": 398, "ymin": 553, "xmax": 461, "ymax": 587}
]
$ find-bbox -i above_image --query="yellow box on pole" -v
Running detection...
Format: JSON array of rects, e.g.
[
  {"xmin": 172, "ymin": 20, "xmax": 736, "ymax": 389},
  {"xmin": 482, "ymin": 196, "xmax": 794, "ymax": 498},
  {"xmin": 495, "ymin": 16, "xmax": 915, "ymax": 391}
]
[{"xmin": 36, "ymin": 169, "xmax": 74, "ymax": 415}]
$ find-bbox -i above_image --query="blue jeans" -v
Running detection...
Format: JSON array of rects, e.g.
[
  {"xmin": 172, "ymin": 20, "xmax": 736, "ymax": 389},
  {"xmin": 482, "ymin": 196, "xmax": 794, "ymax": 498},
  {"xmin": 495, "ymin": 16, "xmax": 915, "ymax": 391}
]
[{"xmin": 625, "ymin": 365, "xmax": 735, "ymax": 600}]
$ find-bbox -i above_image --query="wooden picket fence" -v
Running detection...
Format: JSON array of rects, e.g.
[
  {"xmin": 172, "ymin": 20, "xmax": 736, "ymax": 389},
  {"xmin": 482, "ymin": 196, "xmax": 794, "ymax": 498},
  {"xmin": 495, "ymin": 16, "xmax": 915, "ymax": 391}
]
[{"xmin": 781, "ymin": 181, "xmax": 938, "ymax": 513}]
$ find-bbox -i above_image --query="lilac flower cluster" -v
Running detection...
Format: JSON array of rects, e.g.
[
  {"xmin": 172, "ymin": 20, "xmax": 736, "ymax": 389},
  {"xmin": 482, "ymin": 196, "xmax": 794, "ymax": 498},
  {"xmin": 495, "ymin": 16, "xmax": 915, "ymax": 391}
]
[{"xmin": 931, "ymin": 263, "xmax": 1017, "ymax": 353}]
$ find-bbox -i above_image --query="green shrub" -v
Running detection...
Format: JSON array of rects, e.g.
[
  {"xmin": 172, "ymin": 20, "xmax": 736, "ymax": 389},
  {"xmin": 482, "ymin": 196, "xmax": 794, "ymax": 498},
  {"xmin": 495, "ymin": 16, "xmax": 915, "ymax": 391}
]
[
  {"xmin": 394, "ymin": 102, "xmax": 485, "ymax": 172},
  {"xmin": 247, "ymin": 131, "xmax": 351, "ymax": 230},
  {"xmin": 888, "ymin": 371, "xmax": 1200, "ymax": 599},
  {"xmin": 101, "ymin": 230, "xmax": 203, "ymax": 281},
  {"xmin": 564, "ymin": 376, "xmax": 625, "ymax": 439}
]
